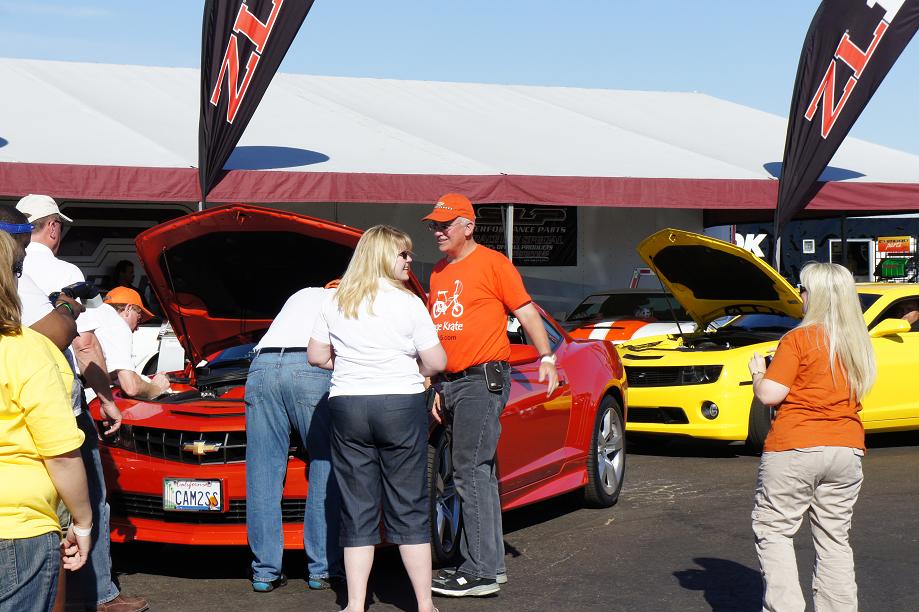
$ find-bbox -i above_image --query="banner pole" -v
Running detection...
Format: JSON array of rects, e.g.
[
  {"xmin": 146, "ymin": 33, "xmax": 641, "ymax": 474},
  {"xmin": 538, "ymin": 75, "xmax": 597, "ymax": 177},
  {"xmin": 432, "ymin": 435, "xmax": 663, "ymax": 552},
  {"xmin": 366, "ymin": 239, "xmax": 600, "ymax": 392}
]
[{"xmin": 505, "ymin": 204, "xmax": 514, "ymax": 263}]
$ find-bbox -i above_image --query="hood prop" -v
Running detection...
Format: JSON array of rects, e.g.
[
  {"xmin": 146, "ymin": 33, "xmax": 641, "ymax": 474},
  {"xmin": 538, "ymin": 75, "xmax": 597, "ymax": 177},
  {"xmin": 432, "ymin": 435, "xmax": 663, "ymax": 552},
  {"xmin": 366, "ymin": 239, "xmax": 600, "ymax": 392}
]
[
  {"xmin": 161, "ymin": 246, "xmax": 199, "ymax": 379},
  {"xmin": 656, "ymin": 271, "xmax": 684, "ymax": 336}
]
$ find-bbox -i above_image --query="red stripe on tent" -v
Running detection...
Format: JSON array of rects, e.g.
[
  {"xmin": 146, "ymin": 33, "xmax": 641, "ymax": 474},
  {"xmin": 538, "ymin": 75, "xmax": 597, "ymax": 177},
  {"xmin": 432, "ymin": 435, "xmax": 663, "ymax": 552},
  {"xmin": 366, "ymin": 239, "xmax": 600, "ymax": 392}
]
[{"xmin": 2, "ymin": 162, "xmax": 919, "ymax": 211}]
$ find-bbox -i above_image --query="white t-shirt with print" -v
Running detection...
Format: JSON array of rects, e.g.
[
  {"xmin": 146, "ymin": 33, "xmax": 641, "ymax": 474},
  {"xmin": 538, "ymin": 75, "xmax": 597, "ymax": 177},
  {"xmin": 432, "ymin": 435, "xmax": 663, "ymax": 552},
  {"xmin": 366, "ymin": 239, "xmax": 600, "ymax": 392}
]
[{"xmin": 311, "ymin": 281, "xmax": 439, "ymax": 397}]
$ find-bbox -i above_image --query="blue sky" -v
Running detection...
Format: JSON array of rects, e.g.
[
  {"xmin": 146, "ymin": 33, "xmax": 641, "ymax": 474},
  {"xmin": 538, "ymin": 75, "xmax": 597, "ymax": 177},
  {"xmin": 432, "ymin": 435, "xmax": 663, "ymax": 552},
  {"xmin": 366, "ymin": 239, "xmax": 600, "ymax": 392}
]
[{"xmin": 2, "ymin": 1, "xmax": 918, "ymax": 154}]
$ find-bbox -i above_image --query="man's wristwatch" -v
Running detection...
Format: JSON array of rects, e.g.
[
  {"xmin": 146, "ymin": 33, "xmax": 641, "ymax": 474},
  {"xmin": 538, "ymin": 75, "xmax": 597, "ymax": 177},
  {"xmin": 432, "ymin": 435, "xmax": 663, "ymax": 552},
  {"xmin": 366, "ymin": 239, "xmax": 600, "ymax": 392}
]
[{"xmin": 540, "ymin": 353, "xmax": 557, "ymax": 365}]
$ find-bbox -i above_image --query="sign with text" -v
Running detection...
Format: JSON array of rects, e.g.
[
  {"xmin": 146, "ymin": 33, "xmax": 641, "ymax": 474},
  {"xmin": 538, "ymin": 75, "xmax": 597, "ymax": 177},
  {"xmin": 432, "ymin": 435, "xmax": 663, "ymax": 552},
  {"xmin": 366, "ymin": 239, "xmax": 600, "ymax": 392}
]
[
  {"xmin": 199, "ymin": 0, "xmax": 314, "ymax": 203},
  {"xmin": 878, "ymin": 235, "xmax": 912, "ymax": 253},
  {"xmin": 774, "ymin": 0, "xmax": 919, "ymax": 235},
  {"xmin": 474, "ymin": 205, "xmax": 577, "ymax": 267}
]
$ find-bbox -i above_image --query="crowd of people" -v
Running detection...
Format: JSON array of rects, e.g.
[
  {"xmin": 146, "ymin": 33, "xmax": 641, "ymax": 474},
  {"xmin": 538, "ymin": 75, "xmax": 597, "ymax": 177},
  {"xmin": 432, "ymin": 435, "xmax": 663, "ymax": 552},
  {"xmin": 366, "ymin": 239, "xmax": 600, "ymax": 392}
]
[
  {"xmin": 1, "ymin": 196, "xmax": 150, "ymax": 612},
  {"xmin": 0, "ymin": 191, "xmax": 895, "ymax": 612}
]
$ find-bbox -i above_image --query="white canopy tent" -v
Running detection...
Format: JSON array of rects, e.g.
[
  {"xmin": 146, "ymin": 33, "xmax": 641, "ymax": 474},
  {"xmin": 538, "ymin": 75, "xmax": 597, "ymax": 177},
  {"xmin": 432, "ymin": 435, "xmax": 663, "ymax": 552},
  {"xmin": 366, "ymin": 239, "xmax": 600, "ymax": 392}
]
[{"xmin": 2, "ymin": 58, "xmax": 919, "ymax": 213}]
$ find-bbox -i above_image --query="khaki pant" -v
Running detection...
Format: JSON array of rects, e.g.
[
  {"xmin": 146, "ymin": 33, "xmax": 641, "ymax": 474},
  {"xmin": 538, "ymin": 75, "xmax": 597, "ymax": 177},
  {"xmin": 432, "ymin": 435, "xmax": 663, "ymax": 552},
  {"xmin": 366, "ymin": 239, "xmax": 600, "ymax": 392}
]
[{"xmin": 752, "ymin": 446, "xmax": 864, "ymax": 612}]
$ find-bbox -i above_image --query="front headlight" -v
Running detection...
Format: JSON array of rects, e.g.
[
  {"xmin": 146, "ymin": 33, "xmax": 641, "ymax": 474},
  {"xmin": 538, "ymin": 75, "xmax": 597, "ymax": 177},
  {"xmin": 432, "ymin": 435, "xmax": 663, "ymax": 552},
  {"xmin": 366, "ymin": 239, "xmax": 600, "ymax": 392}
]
[{"xmin": 679, "ymin": 365, "xmax": 723, "ymax": 385}]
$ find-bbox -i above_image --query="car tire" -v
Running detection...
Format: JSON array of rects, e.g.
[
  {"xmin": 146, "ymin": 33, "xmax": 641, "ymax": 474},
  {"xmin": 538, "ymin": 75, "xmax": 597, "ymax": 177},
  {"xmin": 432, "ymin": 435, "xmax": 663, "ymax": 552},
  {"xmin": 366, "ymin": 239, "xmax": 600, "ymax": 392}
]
[
  {"xmin": 583, "ymin": 396, "xmax": 626, "ymax": 508},
  {"xmin": 746, "ymin": 398, "xmax": 774, "ymax": 453},
  {"xmin": 428, "ymin": 429, "xmax": 462, "ymax": 567}
]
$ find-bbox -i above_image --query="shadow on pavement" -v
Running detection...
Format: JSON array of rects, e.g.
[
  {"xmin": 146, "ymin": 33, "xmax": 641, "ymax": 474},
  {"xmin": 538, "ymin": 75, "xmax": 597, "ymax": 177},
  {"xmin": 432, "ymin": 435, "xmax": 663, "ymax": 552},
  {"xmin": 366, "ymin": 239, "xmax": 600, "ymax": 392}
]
[
  {"xmin": 502, "ymin": 489, "xmax": 585, "ymax": 535},
  {"xmin": 866, "ymin": 430, "xmax": 919, "ymax": 449},
  {"xmin": 112, "ymin": 543, "xmax": 257, "ymax": 580},
  {"xmin": 628, "ymin": 435, "xmax": 754, "ymax": 459},
  {"xmin": 674, "ymin": 557, "xmax": 762, "ymax": 612}
]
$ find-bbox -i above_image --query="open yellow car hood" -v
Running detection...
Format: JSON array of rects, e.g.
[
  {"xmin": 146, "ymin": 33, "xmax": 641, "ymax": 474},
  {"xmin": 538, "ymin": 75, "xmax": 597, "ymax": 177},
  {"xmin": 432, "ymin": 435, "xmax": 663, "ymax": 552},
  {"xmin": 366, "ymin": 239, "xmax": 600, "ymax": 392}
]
[{"xmin": 637, "ymin": 229, "xmax": 803, "ymax": 328}]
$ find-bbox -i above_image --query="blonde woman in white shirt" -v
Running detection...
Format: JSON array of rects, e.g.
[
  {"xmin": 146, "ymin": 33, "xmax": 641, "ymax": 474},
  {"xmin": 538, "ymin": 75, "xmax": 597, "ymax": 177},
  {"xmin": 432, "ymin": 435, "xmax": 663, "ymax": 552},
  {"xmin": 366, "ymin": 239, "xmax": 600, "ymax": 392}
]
[{"xmin": 309, "ymin": 225, "xmax": 446, "ymax": 612}]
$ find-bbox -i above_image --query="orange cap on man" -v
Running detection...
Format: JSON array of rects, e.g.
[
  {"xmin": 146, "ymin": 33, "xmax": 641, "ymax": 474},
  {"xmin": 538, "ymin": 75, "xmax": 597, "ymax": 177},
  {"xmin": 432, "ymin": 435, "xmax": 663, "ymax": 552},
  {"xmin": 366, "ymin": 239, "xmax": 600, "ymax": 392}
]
[
  {"xmin": 104, "ymin": 286, "xmax": 155, "ymax": 322},
  {"xmin": 422, "ymin": 193, "xmax": 476, "ymax": 223}
]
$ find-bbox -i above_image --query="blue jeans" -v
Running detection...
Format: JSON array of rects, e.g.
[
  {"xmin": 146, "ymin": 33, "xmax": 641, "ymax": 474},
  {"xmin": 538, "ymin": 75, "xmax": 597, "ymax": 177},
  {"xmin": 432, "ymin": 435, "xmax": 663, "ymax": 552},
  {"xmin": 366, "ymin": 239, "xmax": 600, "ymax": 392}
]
[
  {"xmin": 0, "ymin": 531, "xmax": 61, "ymax": 612},
  {"xmin": 245, "ymin": 352, "xmax": 342, "ymax": 582},
  {"xmin": 441, "ymin": 364, "xmax": 511, "ymax": 579},
  {"xmin": 70, "ymin": 410, "xmax": 120, "ymax": 605}
]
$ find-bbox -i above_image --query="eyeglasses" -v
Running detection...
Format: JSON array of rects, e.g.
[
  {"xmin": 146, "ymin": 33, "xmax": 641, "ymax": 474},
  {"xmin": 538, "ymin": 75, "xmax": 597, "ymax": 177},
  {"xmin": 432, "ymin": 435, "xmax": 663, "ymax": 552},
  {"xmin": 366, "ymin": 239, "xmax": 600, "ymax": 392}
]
[
  {"xmin": 397, "ymin": 250, "xmax": 414, "ymax": 260},
  {"xmin": 426, "ymin": 220, "xmax": 467, "ymax": 234},
  {"xmin": 799, "ymin": 285, "xmax": 807, "ymax": 294}
]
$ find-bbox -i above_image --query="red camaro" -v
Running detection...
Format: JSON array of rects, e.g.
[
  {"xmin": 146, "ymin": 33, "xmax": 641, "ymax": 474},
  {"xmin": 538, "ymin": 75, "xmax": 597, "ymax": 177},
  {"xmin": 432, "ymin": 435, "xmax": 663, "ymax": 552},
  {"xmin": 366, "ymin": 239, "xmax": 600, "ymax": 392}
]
[{"xmin": 89, "ymin": 204, "xmax": 627, "ymax": 563}]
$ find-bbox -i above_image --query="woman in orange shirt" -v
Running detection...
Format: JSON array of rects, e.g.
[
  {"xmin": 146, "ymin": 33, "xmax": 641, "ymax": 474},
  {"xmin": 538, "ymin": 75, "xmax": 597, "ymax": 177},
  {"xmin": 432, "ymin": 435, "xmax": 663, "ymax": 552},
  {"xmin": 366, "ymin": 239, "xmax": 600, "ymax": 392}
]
[{"xmin": 748, "ymin": 262, "xmax": 875, "ymax": 612}]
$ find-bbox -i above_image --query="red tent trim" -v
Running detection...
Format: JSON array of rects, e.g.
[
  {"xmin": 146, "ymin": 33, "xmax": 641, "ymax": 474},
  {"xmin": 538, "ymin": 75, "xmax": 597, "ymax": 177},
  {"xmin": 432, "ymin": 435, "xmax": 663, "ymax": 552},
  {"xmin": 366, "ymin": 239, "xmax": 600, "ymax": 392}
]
[{"xmin": 2, "ymin": 162, "xmax": 918, "ymax": 212}]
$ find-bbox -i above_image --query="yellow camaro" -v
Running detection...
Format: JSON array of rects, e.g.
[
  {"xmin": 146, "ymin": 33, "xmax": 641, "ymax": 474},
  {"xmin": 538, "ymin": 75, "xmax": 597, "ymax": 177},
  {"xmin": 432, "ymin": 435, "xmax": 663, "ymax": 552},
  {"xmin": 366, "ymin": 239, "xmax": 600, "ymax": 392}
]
[{"xmin": 620, "ymin": 229, "xmax": 918, "ymax": 450}]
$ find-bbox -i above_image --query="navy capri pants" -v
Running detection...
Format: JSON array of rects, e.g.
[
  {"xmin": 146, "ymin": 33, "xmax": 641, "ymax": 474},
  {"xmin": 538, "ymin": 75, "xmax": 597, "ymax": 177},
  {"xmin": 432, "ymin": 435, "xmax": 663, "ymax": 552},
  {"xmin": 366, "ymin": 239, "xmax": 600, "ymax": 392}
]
[{"xmin": 328, "ymin": 392, "xmax": 430, "ymax": 547}]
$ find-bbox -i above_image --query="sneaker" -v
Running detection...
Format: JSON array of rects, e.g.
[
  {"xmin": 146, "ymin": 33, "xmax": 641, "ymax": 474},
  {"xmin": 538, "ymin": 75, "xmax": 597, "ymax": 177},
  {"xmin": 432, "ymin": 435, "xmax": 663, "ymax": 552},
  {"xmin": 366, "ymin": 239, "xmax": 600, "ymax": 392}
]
[
  {"xmin": 434, "ymin": 567, "xmax": 506, "ymax": 585},
  {"xmin": 308, "ymin": 575, "xmax": 343, "ymax": 590},
  {"xmin": 431, "ymin": 571, "xmax": 500, "ymax": 597},
  {"xmin": 252, "ymin": 574, "xmax": 288, "ymax": 593}
]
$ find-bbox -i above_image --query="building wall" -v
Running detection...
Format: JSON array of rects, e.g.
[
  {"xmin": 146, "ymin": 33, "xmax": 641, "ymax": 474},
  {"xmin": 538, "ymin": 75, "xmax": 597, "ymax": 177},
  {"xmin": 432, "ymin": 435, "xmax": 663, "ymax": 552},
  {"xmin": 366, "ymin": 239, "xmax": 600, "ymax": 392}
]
[
  {"xmin": 2, "ymin": 197, "xmax": 703, "ymax": 320},
  {"xmin": 278, "ymin": 202, "xmax": 703, "ymax": 318}
]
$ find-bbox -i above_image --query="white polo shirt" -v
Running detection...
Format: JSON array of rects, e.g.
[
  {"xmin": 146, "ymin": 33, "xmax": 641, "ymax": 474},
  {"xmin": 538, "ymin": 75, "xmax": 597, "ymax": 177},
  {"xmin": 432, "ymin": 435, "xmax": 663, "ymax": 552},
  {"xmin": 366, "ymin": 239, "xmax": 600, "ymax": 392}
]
[
  {"xmin": 21, "ymin": 242, "xmax": 97, "ymax": 334},
  {"xmin": 17, "ymin": 274, "xmax": 82, "ymax": 415},
  {"xmin": 312, "ymin": 281, "xmax": 440, "ymax": 397},
  {"xmin": 18, "ymin": 274, "xmax": 53, "ymax": 328},
  {"xmin": 91, "ymin": 303, "xmax": 135, "ymax": 374},
  {"xmin": 256, "ymin": 287, "xmax": 334, "ymax": 350}
]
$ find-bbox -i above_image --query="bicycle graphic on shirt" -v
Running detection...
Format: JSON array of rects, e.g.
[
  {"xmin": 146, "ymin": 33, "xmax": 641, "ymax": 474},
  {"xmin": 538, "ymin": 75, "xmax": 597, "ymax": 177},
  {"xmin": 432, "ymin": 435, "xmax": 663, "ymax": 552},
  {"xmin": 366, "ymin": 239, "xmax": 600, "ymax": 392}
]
[{"xmin": 432, "ymin": 280, "xmax": 464, "ymax": 318}]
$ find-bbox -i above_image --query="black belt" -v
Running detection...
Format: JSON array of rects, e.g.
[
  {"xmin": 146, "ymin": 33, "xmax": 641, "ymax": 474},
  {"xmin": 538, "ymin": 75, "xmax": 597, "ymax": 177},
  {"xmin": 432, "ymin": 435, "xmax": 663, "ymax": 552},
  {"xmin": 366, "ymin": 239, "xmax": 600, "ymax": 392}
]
[
  {"xmin": 257, "ymin": 347, "xmax": 308, "ymax": 354},
  {"xmin": 440, "ymin": 361, "xmax": 507, "ymax": 382}
]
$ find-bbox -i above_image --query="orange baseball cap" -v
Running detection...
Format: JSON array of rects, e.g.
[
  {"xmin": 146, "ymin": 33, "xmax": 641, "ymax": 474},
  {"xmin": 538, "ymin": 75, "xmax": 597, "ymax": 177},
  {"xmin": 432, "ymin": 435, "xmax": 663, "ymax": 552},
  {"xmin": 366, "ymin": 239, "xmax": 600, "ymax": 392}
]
[
  {"xmin": 422, "ymin": 193, "xmax": 476, "ymax": 223},
  {"xmin": 104, "ymin": 286, "xmax": 155, "ymax": 322}
]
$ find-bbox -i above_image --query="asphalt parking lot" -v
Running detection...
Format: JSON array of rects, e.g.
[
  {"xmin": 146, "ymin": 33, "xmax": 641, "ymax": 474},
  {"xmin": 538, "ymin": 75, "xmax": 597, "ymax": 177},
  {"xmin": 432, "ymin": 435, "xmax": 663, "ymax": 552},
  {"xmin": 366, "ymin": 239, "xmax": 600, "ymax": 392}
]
[{"xmin": 109, "ymin": 432, "xmax": 919, "ymax": 612}]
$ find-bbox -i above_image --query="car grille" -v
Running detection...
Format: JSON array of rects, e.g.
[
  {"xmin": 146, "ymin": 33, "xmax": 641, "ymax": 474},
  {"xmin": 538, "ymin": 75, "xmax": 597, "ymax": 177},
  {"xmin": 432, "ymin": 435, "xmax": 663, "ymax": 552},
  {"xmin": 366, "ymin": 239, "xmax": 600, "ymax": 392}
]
[
  {"xmin": 626, "ymin": 367, "xmax": 682, "ymax": 386},
  {"xmin": 627, "ymin": 407, "xmax": 689, "ymax": 424},
  {"xmin": 113, "ymin": 425, "xmax": 248, "ymax": 464},
  {"xmin": 110, "ymin": 493, "xmax": 305, "ymax": 523},
  {"xmin": 625, "ymin": 365, "xmax": 722, "ymax": 386}
]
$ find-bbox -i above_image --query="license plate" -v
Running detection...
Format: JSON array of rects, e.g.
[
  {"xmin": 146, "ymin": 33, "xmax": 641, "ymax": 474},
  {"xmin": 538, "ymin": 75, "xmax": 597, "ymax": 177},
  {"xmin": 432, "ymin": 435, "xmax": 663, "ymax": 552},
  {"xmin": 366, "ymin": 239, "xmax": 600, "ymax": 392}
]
[{"xmin": 163, "ymin": 478, "xmax": 222, "ymax": 512}]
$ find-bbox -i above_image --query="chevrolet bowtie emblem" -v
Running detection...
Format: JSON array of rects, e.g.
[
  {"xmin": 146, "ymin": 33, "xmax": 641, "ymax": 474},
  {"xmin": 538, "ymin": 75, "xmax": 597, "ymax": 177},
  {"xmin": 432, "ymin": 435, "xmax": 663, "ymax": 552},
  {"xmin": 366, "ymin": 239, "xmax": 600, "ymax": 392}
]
[{"xmin": 182, "ymin": 440, "xmax": 222, "ymax": 456}]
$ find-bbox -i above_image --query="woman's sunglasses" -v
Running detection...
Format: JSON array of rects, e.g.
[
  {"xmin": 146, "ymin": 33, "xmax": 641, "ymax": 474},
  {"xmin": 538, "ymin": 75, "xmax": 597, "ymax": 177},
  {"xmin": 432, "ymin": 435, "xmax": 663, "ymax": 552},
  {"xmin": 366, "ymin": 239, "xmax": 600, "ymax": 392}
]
[{"xmin": 398, "ymin": 250, "xmax": 414, "ymax": 260}]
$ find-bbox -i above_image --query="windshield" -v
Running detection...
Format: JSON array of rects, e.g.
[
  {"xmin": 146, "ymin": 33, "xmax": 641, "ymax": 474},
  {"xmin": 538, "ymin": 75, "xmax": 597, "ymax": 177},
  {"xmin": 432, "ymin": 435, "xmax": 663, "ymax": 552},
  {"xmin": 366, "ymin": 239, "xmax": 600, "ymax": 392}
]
[
  {"xmin": 206, "ymin": 343, "xmax": 257, "ymax": 368},
  {"xmin": 722, "ymin": 314, "xmax": 800, "ymax": 333},
  {"xmin": 858, "ymin": 293, "xmax": 881, "ymax": 313},
  {"xmin": 567, "ymin": 293, "xmax": 689, "ymax": 322}
]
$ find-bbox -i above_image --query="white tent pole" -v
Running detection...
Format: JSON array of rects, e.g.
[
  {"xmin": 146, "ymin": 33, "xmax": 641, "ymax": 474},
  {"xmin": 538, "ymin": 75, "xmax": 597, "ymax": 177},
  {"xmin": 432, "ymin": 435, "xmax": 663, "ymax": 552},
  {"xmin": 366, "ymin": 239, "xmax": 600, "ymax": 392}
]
[{"xmin": 505, "ymin": 204, "xmax": 514, "ymax": 263}]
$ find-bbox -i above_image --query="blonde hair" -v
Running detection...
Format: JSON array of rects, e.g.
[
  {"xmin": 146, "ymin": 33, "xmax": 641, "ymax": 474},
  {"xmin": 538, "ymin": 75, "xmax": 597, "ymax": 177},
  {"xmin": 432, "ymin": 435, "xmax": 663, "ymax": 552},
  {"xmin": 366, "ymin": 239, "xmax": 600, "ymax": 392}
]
[
  {"xmin": 798, "ymin": 262, "xmax": 875, "ymax": 401},
  {"xmin": 335, "ymin": 225, "xmax": 413, "ymax": 318},
  {"xmin": 0, "ymin": 232, "xmax": 23, "ymax": 336}
]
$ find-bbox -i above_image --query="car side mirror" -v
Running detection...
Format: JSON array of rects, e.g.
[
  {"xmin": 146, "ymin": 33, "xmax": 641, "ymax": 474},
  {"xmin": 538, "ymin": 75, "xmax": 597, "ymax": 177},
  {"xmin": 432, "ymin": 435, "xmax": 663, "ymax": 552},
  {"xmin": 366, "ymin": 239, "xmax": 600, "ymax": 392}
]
[
  {"xmin": 508, "ymin": 344, "xmax": 539, "ymax": 365},
  {"xmin": 869, "ymin": 318, "xmax": 911, "ymax": 338}
]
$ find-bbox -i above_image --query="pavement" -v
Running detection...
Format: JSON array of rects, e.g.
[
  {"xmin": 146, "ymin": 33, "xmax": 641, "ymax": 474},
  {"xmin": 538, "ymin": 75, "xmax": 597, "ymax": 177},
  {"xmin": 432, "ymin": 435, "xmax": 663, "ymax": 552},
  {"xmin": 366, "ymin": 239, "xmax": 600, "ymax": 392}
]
[{"xmin": 108, "ymin": 431, "xmax": 919, "ymax": 611}]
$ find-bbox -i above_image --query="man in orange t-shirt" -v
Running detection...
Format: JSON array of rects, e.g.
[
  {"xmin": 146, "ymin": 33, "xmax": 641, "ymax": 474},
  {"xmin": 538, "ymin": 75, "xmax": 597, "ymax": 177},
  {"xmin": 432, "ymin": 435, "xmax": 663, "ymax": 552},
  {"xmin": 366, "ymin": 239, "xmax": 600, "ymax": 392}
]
[{"xmin": 425, "ymin": 193, "xmax": 558, "ymax": 598}]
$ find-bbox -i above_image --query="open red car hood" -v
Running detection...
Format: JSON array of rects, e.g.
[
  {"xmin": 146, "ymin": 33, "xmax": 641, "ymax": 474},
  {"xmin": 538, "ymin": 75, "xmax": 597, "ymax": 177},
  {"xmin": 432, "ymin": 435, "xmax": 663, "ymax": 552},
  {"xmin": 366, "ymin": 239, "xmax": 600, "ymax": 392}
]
[{"xmin": 136, "ymin": 204, "xmax": 400, "ymax": 366}]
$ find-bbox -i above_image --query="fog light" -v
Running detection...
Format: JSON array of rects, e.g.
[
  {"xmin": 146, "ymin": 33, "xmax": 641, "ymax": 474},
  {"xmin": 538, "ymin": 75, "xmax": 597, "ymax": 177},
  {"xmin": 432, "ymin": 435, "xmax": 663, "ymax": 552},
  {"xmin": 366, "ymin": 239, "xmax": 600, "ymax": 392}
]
[{"xmin": 701, "ymin": 401, "xmax": 719, "ymax": 420}]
